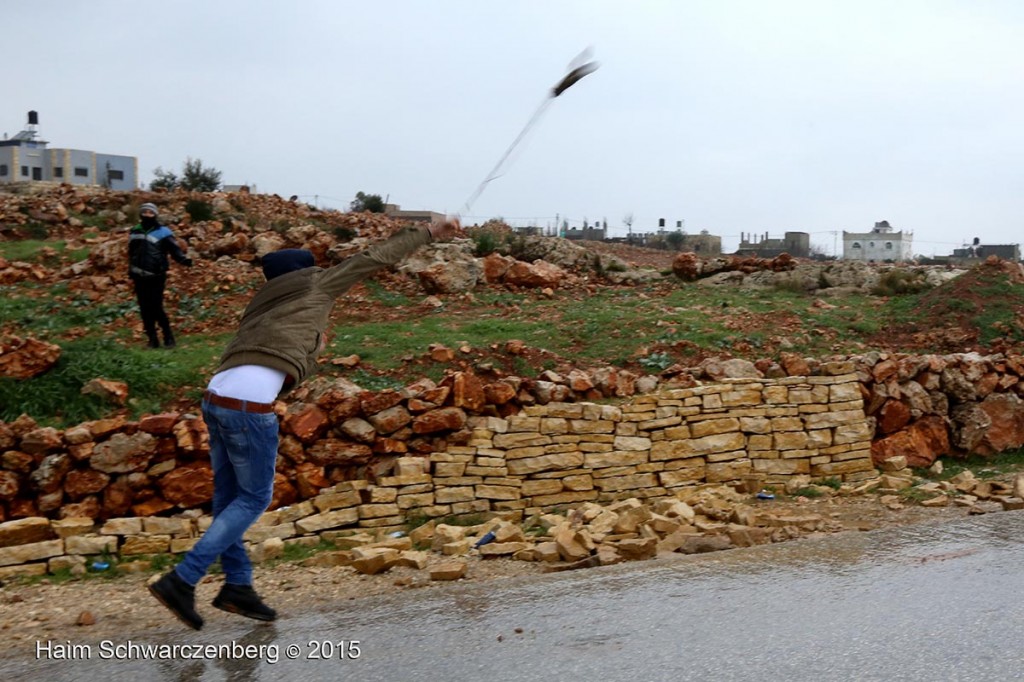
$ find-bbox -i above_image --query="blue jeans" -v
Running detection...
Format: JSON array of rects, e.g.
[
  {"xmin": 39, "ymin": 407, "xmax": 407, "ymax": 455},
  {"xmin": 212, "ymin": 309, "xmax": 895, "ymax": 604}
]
[{"xmin": 174, "ymin": 401, "xmax": 278, "ymax": 587}]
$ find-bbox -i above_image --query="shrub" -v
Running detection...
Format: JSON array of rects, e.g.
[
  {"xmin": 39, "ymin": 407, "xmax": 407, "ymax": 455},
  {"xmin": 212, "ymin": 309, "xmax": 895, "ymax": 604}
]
[
  {"xmin": 180, "ymin": 158, "xmax": 222, "ymax": 192},
  {"xmin": 332, "ymin": 225, "xmax": 356, "ymax": 242},
  {"xmin": 349, "ymin": 191, "xmax": 385, "ymax": 213},
  {"xmin": 638, "ymin": 351, "xmax": 672, "ymax": 370},
  {"xmin": 471, "ymin": 231, "xmax": 500, "ymax": 257},
  {"xmin": 150, "ymin": 158, "xmax": 222, "ymax": 192},
  {"xmin": 185, "ymin": 199, "xmax": 214, "ymax": 222}
]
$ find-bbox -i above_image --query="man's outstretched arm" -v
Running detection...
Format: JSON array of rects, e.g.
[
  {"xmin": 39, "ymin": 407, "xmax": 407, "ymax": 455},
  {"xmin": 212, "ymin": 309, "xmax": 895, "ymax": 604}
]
[{"xmin": 317, "ymin": 219, "xmax": 461, "ymax": 298}]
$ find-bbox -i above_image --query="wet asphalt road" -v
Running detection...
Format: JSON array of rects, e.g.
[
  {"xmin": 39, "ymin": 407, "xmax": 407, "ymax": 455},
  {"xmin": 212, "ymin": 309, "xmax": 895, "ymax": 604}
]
[{"xmin": 4, "ymin": 511, "xmax": 1024, "ymax": 681}]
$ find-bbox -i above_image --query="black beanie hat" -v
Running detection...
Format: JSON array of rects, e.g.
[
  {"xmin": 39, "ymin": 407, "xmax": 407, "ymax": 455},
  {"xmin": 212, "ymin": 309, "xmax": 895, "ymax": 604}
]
[{"xmin": 262, "ymin": 249, "xmax": 315, "ymax": 280}]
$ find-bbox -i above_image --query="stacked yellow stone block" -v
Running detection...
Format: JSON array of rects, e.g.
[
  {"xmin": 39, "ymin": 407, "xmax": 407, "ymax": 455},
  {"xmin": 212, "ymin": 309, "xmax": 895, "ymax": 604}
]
[{"xmin": 431, "ymin": 374, "xmax": 874, "ymax": 517}]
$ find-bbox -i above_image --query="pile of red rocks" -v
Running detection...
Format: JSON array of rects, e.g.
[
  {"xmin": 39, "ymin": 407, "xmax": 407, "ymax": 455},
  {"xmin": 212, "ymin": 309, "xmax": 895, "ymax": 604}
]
[
  {"xmin": 857, "ymin": 351, "xmax": 1024, "ymax": 467},
  {"xmin": 5, "ymin": 348, "xmax": 1024, "ymax": 525},
  {"xmin": 671, "ymin": 252, "xmax": 796, "ymax": 281},
  {"xmin": 0, "ymin": 366, "xmax": 650, "ymax": 523}
]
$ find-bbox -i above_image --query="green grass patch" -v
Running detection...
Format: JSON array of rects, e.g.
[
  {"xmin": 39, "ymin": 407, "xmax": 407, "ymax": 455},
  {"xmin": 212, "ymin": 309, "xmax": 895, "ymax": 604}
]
[
  {"xmin": 971, "ymin": 275, "xmax": 1024, "ymax": 344},
  {"xmin": 329, "ymin": 313, "xmax": 550, "ymax": 370},
  {"xmin": 0, "ymin": 239, "xmax": 85, "ymax": 262},
  {"xmin": 0, "ymin": 336, "xmax": 217, "ymax": 425},
  {"xmin": 918, "ymin": 448, "xmax": 1024, "ymax": 481},
  {"xmin": 73, "ymin": 212, "xmax": 114, "ymax": 231},
  {"xmin": 0, "ymin": 286, "xmax": 139, "ymax": 334},
  {"xmin": 898, "ymin": 487, "xmax": 938, "ymax": 503},
  {"xmin": 363, "ymin": 280, "xmax": 412, "ymax": 308},
  {"xmin": 270, "ymin": 539, "xmax": 338, "ymax": 565},
  {"xmin": 344, "ymin": 369, "xmax": 404, "ymax": 392}
]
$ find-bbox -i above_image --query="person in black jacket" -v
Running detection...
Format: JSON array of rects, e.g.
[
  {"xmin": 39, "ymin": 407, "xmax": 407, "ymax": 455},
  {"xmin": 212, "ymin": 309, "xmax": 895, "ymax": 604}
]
[{"xmin": 128, "ymin": 203, "xmax": 192, "ymax": 347}]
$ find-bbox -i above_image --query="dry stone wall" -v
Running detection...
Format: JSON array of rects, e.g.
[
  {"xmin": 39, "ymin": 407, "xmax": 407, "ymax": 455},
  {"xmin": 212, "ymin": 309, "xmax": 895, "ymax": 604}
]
[
  {"xmin": 438, "ymin": 373, "xmax": 874, "ymax": 516},
  {"xmin": 0, "ymin": 373, "xmax": 874, "ymax": 577}
]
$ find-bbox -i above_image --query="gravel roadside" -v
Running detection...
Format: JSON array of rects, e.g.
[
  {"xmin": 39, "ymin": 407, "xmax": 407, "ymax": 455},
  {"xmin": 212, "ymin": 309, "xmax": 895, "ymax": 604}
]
[{"xmin": 0, "ymin": 493, "xmax": 976, "ymax": 659}]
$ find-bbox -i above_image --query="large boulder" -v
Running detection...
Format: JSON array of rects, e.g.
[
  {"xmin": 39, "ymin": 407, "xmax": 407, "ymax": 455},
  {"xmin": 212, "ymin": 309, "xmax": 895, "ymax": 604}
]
[
  {"xmin": 503, "ymin": 235, "xmax": 596, "ymax": 272},
  {"xmin": 400, "ymin": 241, "xmax": 481, "ymax": 293},
  {"xmin": 503, "ymin": 260, "xmax": 567, "ymax": 289},
  {"xmin": 89, "ymin": 432, "xmax": 157, "ymax": 474},
  {"xmin": 871, "ymin": 416, "xmax": 950, "ymax": 467},
  {"xmin": 159, "ymin": 463, "xmax": 215, "ymax": 507},
  {"xmin": 952, "ymin": 394, "xmax": 1024, "ymax": 455},
  {"xmin": 0, "ymin": 336, "xmax": 61, "ymax": 380}
]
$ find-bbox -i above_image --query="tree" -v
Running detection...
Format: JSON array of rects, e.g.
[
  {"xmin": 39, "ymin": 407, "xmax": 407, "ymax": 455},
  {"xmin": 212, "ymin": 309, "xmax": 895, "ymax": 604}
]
[
  {"xmin": 350, "ymin": 191, "xmax": 385, "ymax": 213},
  {"xmin": 148, "ymin": 157, "xmax": 222, "ymax": 192},
  {"xmin": 149, "ymin": 166, "xmax": 179, "ymax": 191},
  {"xmin": 623, "ymin": 212, "xmax": 634, "ymax": 243},
  {"xmin": 179, "ymin": 157, "xmax": 222, "ymax": 192},
  {"xmin": 665, "ymin": 230, "xmax": 686, "ymax": 251}
]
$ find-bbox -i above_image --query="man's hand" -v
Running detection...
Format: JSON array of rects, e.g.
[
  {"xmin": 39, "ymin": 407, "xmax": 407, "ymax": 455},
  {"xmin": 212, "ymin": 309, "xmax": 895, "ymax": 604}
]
[{"xmin": 427, "ymin": 217, "xmax": 462, "ymax": 242}]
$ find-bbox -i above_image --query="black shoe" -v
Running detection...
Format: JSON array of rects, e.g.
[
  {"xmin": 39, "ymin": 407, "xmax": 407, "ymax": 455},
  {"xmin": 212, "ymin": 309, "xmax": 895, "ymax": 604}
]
[
  {"xmin": 212, "ymin": 583, "xmax": 277, "ymax": 621},
  {"xmin": 147, "ymin": 337, "xmax": 161, "ymax": 349},
  {"xmin": 149, "ymin": 571, "xmax": 203, "ymax": 630},
  {"xmin": 164, "ymin": 337, "xmax": 176, "ymax": 348}
]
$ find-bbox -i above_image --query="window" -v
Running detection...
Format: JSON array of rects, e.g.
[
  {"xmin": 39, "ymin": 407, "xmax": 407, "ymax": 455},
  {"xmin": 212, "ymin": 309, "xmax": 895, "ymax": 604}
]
[
  {"xmin": 108, "ymin": 169, "xmax": 124, "ymax": 181},
  {"xmin": 852, "ymin": 242, "xmax": 862, "ymax": 249},
  {"xmin": 0, "ymin": 164, "xmax": 7, "ymax": 176},
  {"xmin": 74, "ymin": 167, "xmax": 88, "ymax": 177},
  {"xmin": 53, "ymin": 167, "xmax": 63, "ymax": 178},
  {"xmin": 885, "ymin": 242, "xmax": 893, "ymax": 250},
  {"xmin": 21, "ymin": 166, "xmax": 28, "ymax": 177},
  {"xmin": 869, "ymin": 241, "xmax": 875, "ymax": 248}
]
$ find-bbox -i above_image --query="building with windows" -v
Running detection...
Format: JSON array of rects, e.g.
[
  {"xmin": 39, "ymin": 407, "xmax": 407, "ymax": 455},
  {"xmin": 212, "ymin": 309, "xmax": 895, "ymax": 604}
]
[
  {"xmin": 951, "ymin": 242, "xmax": 1021, "ymax": 263},
  {"xmin": 842, "ymin": 220, "xmax": 913, "ymax": 261},
  {"xmin": 0, "ymin": 111, "xmax": 137, "ymax": 190},
  {"xmin": 736, "ymin": 231, "xmax": 810, "ymax": 258},
  {"xmin": 383, "ymin": 203, "xmax": 446, "ymax": 225}
]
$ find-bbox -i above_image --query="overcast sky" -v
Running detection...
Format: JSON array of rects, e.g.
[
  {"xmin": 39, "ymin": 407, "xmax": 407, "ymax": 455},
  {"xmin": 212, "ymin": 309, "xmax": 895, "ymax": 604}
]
[{"xmin": 5, "ymin": 1, "xmax": 1022, "ymax": 255}]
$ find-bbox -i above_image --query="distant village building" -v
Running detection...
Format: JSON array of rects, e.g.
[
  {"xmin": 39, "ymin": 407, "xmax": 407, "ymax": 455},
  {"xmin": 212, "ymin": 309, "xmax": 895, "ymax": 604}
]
[
  {"xmin": 513, "ymin": 225, "xmax": 544, "ymax": 236},
  {"xmin": 951, "ymin": 241, "xmax": 1020, "ymax": 263},
  {"xmin": 0, "ymin": 111, "xmax": 137, "ymax": 190},
  {"xmin": 736, "ymin": 231, "xmax": 810, "ymax": 258},
  {"xmin": 563, "ymin": 224, "xmax": 607, "ymax": 241},
  {"xmin": 605, "ymin": 218, "xmax": 723, "ymax": 255},
  {"xmin": 674, "ymin": 231, "xmax": 722, "ymax": 255},
  {"xmin": 383, "ymin": 203, "xmax": 446, "ymax": 225},
  {"xmin": 843, "ymin": 220, "xmax": 913, "ymax": 261}
]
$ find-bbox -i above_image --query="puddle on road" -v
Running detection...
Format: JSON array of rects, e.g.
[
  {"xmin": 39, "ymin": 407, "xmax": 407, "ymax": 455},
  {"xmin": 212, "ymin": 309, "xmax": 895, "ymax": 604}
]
[{"xmin": 9, "ymin": 511, "xmax": 1024, "ymax": 682}]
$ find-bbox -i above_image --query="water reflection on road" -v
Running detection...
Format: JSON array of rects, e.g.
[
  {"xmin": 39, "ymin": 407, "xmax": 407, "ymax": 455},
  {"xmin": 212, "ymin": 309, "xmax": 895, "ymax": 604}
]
[{"xmin": 6, "ymin": 511, "xmax": 1024, "ymax": 681}]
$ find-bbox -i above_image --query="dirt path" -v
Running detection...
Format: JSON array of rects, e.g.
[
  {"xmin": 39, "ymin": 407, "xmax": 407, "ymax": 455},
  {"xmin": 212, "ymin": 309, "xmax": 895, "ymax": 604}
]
[{"xmin": 0, "ymin": 493, "xmax": 980, "ymax": 658}]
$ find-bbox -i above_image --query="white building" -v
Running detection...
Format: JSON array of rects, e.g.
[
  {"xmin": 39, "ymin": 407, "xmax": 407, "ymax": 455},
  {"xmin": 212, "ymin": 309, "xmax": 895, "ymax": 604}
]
[
  {"xmin": 1, "ymin": 111, "xmax": 137, "ymax": 190},
  {"xmin": 842, "ymin": 220, "xmax": 913, "ymax": 261}
]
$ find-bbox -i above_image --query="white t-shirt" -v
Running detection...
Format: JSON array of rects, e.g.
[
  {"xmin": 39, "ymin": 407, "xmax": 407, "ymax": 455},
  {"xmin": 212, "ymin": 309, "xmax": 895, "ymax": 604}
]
[{"xmin": 207, "ymin": 365, "xmax": 287, "ymax": 403}]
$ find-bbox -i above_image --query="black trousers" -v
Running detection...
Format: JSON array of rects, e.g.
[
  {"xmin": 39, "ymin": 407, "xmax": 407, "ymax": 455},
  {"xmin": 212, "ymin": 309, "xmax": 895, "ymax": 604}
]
[{"xmin": 132, "ymin": 274, "xmax": 173, "ymax": 342}]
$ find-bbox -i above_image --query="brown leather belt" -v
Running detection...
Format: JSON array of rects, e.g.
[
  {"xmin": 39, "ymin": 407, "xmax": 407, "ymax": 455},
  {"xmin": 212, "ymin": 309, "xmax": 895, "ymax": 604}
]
[{"xmin": 202, "ymin": 390, "xmax": 274, "ymax": 414}]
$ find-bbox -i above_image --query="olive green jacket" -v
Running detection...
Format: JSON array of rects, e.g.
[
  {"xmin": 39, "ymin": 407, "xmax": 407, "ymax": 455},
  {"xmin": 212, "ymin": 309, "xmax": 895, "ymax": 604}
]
[{"xmin": 215, "ymin": 225, "xmax": 433, "ymax": 393}]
